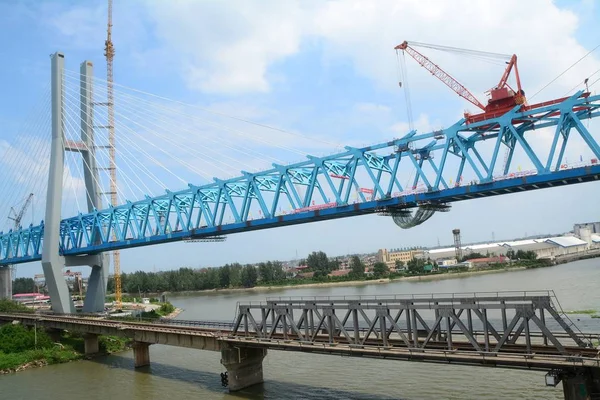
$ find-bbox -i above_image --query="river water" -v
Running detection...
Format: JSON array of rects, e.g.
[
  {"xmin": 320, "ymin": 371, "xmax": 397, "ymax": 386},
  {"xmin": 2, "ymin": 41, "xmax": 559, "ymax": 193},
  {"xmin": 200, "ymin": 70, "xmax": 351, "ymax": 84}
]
[{"xmin": 2, "ymin": 259, "xmax": 600, "ymax": 399}]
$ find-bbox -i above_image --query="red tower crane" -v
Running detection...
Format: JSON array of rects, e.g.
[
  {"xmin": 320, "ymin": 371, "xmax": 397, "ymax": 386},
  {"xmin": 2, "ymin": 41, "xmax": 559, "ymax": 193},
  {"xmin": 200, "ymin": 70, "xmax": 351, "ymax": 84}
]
[{"xmin": 394, "ymin": 41, "xmax": 526, "ymax": 123}]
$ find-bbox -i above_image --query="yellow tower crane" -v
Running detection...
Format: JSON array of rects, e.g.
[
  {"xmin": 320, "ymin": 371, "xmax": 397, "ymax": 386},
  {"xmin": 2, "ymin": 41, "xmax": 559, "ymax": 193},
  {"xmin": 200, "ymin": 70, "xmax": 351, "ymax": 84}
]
[{"xmin": 104, "ymin": 0, "xmax": 121, "ymax": 310}]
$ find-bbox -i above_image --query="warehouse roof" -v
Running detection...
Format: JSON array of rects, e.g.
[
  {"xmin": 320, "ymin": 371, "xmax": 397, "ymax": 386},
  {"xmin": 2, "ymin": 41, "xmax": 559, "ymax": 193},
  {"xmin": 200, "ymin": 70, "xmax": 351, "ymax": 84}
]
[
  {"xmin": 544, "ymin": 236, "xmax": 587, "ymax": 248},
  {"xmin": 424, "ymin": 235, "xmax": 587, "ymax": 255}
]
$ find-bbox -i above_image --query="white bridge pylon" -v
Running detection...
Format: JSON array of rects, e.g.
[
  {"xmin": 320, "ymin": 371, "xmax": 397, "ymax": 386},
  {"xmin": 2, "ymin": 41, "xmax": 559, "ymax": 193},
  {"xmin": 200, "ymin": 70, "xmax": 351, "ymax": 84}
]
[{"xmin": 42, "ymin": 52, "xmax": 109, "ymax": 313}]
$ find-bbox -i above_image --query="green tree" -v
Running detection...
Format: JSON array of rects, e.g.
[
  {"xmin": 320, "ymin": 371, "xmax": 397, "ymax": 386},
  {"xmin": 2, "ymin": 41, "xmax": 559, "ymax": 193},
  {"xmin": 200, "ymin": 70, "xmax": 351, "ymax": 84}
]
[
  {"xmin": 271, "ymin": 261, "xmax": 286, "ymax": 282},
  {"xmin": 306, "ymin": 251, "xmax": 332, "ymax": 278},
  {"xmin": 229, "ymin": 263, "xmax": 243, "ymax": 287},
  {"xmin": 349, "ymin": 256, "xmax": 365, "ymax": 279},
  {"xmin": 373, "ymin": 262, "xmax": 389, "ymax": 278},
  {"xmin": 258, "ymin": 262, "xmax": 274, "ymax": 283},
  {"xmin": 462, "ymin": 252, "xmax": 485, "ymax": 261},
  {"xmin": 12, "ymin": 278, "xmax": 36, "ymax": 294},
  {"xmin": 219, "ymin": 265, "xmax": 231, "ymax": 288},
  {"xmin": 241, "ymin": 265, "xmax": 258, "ymax": 288},
  {"xmin": 516, "ymin": 250, "xmax": 537, "ymax": 260},
  {"xmin": 406, "ymin": 258, "xmax": 426, "ymax": 274},
  {"xmin": 394, "ymin": 260, "xmax": 405, "ymax": 271},
  {"xmin": 0, "ymin": 324, "xmax": 52, "ymax": 353}
]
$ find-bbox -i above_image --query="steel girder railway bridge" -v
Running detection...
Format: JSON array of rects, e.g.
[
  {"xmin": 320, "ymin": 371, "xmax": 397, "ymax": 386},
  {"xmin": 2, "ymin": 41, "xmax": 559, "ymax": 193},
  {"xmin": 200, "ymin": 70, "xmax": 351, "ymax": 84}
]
[{"xmin": 1, "ymin": 291, "xmax": 598, "ymax": 398}]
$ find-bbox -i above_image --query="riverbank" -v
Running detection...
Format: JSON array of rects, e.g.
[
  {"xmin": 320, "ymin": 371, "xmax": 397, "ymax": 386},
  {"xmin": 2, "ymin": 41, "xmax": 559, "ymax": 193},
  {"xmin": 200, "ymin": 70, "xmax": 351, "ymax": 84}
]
[
  {"xmin": 0, "ymin": 318, "xmax": 130, "ymax": 375},
  {"xmin": 161, "ymin": 264, "xmax": 540, "ymax": 297}
]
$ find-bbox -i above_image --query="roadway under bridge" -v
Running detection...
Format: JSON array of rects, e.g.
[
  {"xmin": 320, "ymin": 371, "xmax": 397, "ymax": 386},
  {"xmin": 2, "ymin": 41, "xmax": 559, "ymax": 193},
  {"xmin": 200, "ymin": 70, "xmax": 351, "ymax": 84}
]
[{"xmin": 1, "ymin": 291, "xmax": 599, "ymax": 398}]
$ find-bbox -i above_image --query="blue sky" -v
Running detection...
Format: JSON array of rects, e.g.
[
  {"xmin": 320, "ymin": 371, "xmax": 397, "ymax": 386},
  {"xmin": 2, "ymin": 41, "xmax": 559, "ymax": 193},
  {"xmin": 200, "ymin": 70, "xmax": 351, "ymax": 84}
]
[{"xmin": 1, "ymin": 0, "xmax": 600, "ymax": 277}]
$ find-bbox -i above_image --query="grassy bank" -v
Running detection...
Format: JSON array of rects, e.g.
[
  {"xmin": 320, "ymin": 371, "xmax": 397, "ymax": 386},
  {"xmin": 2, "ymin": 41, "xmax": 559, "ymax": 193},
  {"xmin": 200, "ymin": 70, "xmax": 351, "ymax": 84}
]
[{"xmin": 0, "ymin": 301, "xmax": 130, "ymax": 374}]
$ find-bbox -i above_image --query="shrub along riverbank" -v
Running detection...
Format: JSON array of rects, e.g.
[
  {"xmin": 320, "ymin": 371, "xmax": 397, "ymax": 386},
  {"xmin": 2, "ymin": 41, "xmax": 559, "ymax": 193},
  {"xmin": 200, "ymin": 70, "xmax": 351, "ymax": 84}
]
[{"xmin": 0, "ymin": 300, "xmax": 129, "ymax": 374}]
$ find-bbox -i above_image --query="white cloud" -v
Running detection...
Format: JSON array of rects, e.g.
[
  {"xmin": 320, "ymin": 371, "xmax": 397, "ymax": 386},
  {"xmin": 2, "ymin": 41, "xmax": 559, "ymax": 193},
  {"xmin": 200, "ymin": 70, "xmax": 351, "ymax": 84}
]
[
  {"xmin": 390, "ymin": 113, "xmax": 435, "ymax": 136},
  {"xmin": 140, "ymin": 0, "xmax": 599, "ymax": 103},
  {"xmin": 144, "ymin": 0, "xmax": 313, "ymax": 93}
]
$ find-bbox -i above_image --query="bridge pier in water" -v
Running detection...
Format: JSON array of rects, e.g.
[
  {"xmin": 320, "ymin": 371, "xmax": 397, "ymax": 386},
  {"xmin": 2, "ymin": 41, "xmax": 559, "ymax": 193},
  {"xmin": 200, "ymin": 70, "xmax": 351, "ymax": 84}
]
[
  {"xmin": 83, "ymin": 333, "xmax": 99, "ymax": 354},
  {"xmin": 220, "ymin": 345, "xmax": 267, "ymax": 391},
  {"xmin": 560, "ymin": 368, "xmax": 600, "ymax": 400},
  {"xmin": 132, "ymin": 342, "xmax": 151, "ymax": 368}
]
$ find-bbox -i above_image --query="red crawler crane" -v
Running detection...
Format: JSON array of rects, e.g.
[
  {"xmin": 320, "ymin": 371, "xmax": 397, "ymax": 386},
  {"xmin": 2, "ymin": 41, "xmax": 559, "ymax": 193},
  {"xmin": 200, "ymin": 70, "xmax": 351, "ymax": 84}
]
[{"xmin": 394, "ymin": 41, "xmax": 530, "ymax": 123}]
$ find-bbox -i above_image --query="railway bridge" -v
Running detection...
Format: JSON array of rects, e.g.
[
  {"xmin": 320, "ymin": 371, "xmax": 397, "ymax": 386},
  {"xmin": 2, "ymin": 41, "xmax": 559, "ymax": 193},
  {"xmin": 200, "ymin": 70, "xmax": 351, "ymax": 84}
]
[{"xmin": 1, "ymin": 291, "xmax": 599, "ymax": 399}]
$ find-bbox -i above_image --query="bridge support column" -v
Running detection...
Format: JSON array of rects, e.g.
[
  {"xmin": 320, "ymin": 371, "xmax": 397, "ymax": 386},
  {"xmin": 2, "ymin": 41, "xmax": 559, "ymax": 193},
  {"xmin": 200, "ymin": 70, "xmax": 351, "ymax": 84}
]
[
  {"xmin": 220, "ymin": 345, "xmax": 267, "ymax": 391},
  {"xmin": 132, "ymin": 342, "xmax": 151, "ymax": 368},
  {"xmin": 83, "ymin": 333, "xmax": 99, "ymax": 354},
  {"xmin": 562, "ymin": 368, "xmax": 600, "ymax": 400},
  {"xmin": 47, "ymin": 329, "xmax": 62, "ymax": 342},
  {"xmin": 0, "ymin": 267, "xmax": 11, "ymax": 300}
]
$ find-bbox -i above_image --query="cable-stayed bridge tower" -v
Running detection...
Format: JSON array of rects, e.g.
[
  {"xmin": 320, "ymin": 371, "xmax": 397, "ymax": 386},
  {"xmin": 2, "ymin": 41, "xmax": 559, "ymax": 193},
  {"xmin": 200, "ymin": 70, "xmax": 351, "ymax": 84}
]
[{"xmin": 41, "ymin": 53, "xmax": 109, "ymax": 313}]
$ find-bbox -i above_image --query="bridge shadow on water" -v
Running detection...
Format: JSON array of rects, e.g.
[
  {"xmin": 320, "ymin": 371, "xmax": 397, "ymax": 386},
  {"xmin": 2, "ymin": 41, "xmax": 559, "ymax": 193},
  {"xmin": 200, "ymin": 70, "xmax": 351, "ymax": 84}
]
[{"xmin": 91, "ymin": 354, "xmax": 404, "ymax": 400}]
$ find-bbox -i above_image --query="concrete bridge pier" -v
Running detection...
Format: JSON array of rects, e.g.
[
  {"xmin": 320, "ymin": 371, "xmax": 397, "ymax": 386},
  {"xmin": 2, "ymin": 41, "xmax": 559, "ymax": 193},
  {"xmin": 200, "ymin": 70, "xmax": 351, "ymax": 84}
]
[
  {"xmin": 220, "ymin": 345, "xmax": 267, "ymax": 391},
  {"xmin": 562, "ymin": 368, "xmax": 600, "ymax": 400},
  {"xmin": 83, "ymin": 333, "xmax": 99, "ymax": 354},
  {"xmin": 0, "ymin": 267, "xmax": 11, "ymax": 300},
  {"xmin": 132, "ymin": 342, "xmax": 151, "ymax": 368}
]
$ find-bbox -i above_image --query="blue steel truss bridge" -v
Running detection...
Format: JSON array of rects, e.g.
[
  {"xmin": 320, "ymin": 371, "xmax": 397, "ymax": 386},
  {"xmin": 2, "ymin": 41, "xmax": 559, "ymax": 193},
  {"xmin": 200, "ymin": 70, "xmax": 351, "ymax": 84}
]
[{"xmin": 0, "ymin": 46, "xmax": 599, "ymax": 316}]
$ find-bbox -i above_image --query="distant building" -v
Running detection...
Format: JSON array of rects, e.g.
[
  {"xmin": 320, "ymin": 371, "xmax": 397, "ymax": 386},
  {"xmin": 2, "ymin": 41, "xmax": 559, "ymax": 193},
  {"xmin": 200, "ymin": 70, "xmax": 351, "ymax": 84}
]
[
  {"xmin": 467, "ymin": 256, "xmax": 509, "ymax": 268},
  {"xmin": 377, "ymin": 248, "xmax": 424, "ymax": 269},
  {"xmin": 574, "ymin": 222, "xmax": 600, "ymax": 236},
  {"xmin": 439, "ymin": 258, "xmax": 457, "ymax": 267},
  {"xmin": 328, "ymin": 269, "xmax": 351, "ymax": 278},
  {"xmin": 423, "ymin": 236, "xmax": 590, "ymax": 261}
]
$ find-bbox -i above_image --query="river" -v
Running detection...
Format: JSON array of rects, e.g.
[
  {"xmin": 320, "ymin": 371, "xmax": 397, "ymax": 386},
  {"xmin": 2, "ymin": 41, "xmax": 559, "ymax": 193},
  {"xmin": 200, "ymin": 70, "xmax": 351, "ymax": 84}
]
[{"xmin": 2, "ymin": 259, "xmax": 599, "ymax": 399}]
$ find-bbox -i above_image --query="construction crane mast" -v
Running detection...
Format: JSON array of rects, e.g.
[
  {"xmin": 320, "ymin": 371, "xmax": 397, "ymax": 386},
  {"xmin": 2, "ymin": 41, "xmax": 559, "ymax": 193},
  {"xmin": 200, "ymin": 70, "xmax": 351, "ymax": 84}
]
[
  {"xmin": 7, "ymin": 193, "xmax": 34, "ymax": 278},
  {"xmin": 104, "ymin": 0, "xmax": 121, "ymax": 309}
]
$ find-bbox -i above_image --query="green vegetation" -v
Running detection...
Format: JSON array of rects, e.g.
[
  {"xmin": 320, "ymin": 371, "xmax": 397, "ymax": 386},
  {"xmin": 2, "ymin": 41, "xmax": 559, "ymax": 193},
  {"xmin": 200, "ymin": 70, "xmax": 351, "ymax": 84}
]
[
  {"xmin": 0, "ymin": 324, "xmax": 81, "ymax": 372},
  {"xmin": 0, "ymin": 306, "xmax": 130, "ymax": 373},
  {"xmin": 372, "ymin": 262, "xmax": 389, "ymax": 279},
  {"xmin": 565, "ymin": 309, "xmax": 597, "ymax": 315},
  {"xmin": 12, "ymin": 278, "xmax": 36, "ymax": 295},
  {"xmin": 0, "ymin": 299, "xmax": 33, "ymax": 313},
  {"xmin": 349, "ymin": 256, "xmax": 365, "ymax": 279},
  {"xmin": 103, "ymin": 249, "xmax": 554, "ymax": 295},
  {"xmin": 137, "ymin": 301, "xmax": 176, "ymax": 320},
  {"xmin": 591, "ymin": 315, "xmax": 600, "ymax": 319},
  {"xmin": 0, "ymin": 324, "xmax": 53, "ymax": 353}
]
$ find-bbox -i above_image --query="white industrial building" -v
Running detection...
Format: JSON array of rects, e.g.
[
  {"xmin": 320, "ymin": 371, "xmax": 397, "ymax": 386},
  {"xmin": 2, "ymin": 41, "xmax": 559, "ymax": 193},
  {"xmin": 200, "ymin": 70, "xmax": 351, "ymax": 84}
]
[{"xmin": 423, "ymin": 235, "xmax": 592, "ymax": 262}]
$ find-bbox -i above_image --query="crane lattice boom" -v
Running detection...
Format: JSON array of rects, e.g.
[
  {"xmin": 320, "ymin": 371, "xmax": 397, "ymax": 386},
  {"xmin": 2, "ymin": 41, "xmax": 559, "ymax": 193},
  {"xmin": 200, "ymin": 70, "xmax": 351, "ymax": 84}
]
[
  {"xmin": 9, "ymin": 193, "xmax": 33, "ymax": 230},
  {"xmin": 395, "ymin": 41, "xmax": 487, "ymax": 111}
]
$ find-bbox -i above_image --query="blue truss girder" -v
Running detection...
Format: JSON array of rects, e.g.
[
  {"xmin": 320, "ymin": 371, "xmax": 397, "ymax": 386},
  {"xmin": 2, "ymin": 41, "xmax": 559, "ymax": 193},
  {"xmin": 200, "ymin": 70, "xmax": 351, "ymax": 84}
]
[{"xmin": 1, "ymin": 92, "xmax": 599, "ymax": 265}]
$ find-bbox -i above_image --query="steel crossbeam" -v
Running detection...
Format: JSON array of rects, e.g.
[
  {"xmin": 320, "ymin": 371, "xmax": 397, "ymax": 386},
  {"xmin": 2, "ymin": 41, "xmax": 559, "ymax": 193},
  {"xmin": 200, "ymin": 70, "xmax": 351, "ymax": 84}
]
[
  {"xmin": 230, "ymin": 292, "xmax": 591, "ymax": 355},
  {"xmin": 1, "ymin": 92, "xmax": 600, "ymax": 265}
]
